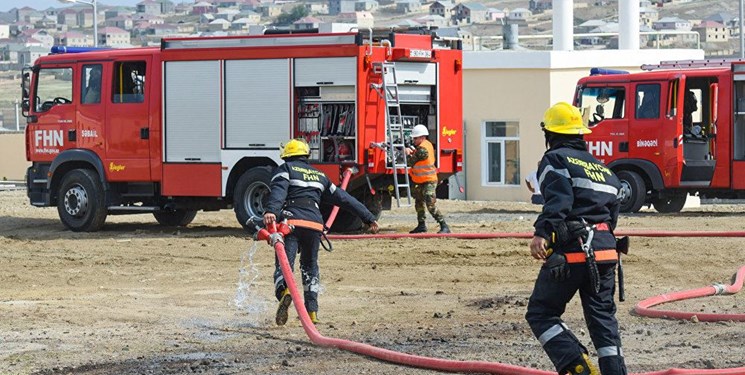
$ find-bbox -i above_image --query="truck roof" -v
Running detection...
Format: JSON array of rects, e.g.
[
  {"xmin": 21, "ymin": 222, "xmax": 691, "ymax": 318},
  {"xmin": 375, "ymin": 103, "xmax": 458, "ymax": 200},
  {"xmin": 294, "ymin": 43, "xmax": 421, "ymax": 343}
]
[
  {"xmin": 35, "ymin": 46, "xmax": 160, "ymax": 66},
  {"xmin": 579, "ymin": 66, "xmax": 732, "ymax": 84}
]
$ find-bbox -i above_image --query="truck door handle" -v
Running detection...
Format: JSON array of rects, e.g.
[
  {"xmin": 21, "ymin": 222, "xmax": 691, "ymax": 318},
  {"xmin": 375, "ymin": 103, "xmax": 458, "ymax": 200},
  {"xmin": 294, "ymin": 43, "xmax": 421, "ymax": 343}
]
[
  {"xmin": 68, "ymin": 129, "xmax": 76, "ymax": 142},
  {"xmin": 140, "ymin": 127, "xmax": 149, "ymax": 140}
]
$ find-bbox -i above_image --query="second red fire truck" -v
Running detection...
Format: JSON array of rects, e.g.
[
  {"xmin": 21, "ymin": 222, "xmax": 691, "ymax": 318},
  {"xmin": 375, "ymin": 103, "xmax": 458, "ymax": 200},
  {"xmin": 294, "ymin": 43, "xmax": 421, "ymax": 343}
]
[
  {"xmin": 22, "ymin": 31, "xmax": 463, "ymax": 232},
  {"xmin": 574, "ymin": 60, "xmax": 745, "ymax": 213}
]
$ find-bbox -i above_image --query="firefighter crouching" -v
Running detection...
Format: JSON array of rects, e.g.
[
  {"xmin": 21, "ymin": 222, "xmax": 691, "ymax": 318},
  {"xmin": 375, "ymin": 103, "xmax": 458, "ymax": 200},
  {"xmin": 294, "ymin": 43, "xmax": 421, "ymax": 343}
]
[
  {"xmin": 264, "ymin": 139, "xmax": 380, "ymax": 325},
  {"xmin": 525, "ymin": 103, "xmax": 627, "ymax": 375},
  {"xmin": 405, "ymin": 124, "xmax": 451, "ymax": 234}
]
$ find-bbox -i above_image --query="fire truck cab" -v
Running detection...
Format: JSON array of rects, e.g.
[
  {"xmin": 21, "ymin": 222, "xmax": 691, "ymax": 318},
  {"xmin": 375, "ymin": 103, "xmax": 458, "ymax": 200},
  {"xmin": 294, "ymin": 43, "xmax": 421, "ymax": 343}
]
[
  {"xmin": 574, "ymin": 61, "xmax": 742, "ymax": 213},
  {"xmin": 22, "ymin": 32, "xmax": 463, "ymax": 232}
]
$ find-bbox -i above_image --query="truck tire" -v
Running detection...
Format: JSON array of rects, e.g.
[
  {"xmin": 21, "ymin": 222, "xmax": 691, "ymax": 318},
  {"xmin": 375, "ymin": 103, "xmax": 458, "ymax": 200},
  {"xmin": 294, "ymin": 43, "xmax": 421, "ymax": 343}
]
[
  {"xmin": 234, "ymin": 167, "xmax": 272, "ymax": 232},
  {"xmin": 153, "ymin": 210, "xmax": 198, "ymax": 226},
  {"xmin": 616, "ymin": 170, "xmax": 646, "ymax": 213},
  {"xmin": 652, "ymin": 193, "xmax": 686, "ymax": 213},
  {"xmin": 57, "ymin": 168, "xmax": 107, "ymax": 232}
]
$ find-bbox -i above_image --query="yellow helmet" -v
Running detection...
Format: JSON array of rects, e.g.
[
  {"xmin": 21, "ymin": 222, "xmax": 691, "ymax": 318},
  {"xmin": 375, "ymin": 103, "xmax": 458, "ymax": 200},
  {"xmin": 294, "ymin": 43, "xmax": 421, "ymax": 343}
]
[
  {"xmin": 541, "ymin": 102, "xmax": 591, "ymax": 135},
  {"xmin": 280, "ymin": 138, "xmax": 310, "ymax": 159}
]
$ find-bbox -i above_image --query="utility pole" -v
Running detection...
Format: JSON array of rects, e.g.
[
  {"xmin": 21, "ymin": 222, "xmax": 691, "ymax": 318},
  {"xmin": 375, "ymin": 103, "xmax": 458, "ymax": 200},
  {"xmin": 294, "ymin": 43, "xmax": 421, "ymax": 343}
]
[{"xmin": 740, "ymin": 0, "xmax": 744, "ymax": 58}]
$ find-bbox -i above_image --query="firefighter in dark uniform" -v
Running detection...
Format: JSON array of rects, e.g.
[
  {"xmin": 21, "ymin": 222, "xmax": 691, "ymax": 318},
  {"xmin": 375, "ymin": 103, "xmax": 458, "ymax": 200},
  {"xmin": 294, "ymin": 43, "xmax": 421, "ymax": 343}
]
[
  {"xmin": 263, "ymin": 139, "xmax": 380, "ymax": 326},
  {"xmin": 525, "ymin": 102, "xmax": 627, "ymax": 375}
]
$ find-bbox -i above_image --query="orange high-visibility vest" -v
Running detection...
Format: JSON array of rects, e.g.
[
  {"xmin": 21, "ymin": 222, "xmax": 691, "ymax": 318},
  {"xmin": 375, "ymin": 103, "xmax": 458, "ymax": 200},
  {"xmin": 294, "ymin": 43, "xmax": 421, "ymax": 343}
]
[{"xmin": 410, "ymin": 139, "xmax": 438, "ymax": 184}]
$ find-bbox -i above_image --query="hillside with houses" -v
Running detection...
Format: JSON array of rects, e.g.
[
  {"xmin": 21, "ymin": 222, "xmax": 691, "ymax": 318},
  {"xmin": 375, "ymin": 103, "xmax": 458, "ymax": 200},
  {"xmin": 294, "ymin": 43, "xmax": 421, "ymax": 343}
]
[{"xmin": 0, "ymin": 0, "xmax": 741, "ymax": 130}]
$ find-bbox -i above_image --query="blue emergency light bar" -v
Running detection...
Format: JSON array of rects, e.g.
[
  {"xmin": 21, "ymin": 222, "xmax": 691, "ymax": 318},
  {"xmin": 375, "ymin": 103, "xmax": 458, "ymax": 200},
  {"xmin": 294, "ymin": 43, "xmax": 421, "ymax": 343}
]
[
  {"xmin": 50, "ymin": 46, "xmax": 111, "ymax": 54},
  {"xmin": 590, "ymin": 68, "xmax": 629, "ymax": 76}
]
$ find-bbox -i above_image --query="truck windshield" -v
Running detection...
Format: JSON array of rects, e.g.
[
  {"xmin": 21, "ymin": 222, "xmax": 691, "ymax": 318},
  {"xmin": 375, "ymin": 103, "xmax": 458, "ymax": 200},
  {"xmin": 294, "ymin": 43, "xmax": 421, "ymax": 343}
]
[
  {"xmin": 35, "ymin": 67, "xmax": 73, "ymax": 112},
  {"xmin": 579, "ymin": 87, "xmax": 625, "ymax": 126}
]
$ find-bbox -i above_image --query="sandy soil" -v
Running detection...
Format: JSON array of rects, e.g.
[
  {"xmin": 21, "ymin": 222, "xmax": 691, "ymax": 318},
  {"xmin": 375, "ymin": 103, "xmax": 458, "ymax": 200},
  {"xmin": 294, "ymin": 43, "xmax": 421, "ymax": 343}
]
[{"xmin": 1, "ymin": 189, "xmax": 744, "ymax": 375}]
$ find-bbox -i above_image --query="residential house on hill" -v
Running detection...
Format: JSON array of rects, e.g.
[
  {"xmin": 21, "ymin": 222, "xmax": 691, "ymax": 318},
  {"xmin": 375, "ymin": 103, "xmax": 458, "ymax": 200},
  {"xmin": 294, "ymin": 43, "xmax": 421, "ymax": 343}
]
[
  {"xmin": 429, "ymin": 1, "xmax": 454, "ymax": 18},
  {"xmin": 508, "ymin": 8, "xmax": 532, "ymax": 20},
  {"xmin": 529, "ymin": 0, "xmax": 552, "ymax": 13},
  {"xmin": 356, "ymin": 0, "xmax": 379, "ymax": 12},
  {"xmin": 639, "ymin": 6, "xmax": 659, "ymax": 28},
  {"xmin": 396, "ymin": 0, "xmax": 422, "ymax": 14},
  {"xmin": 57, "ymin": 8, "xmax": 78, "ymax": 27},
  {"xmin": 653, "ymin": 16, "xmax": 692, "ymax": 31},
  {"xmin": 55, "ymin": 31, "xmax": 93, "ymax": 46},
  {"xmin": 99, "ymin": 26, "xmax": 131, "ymax": 46},
  {"xmin": 694, "ymin": 21, "xmax": 728, "ymax": 43},
  {"xmin": 329, "ymin": 0, "xmax": 357, "ymax": 15},
  {"xmin": 106, "ymin": 16, "xmax": 134, "ymax": 30},
  {"xmin": 453, "ymin": 3, "xmax": 487, "ymax": 25},
  {"xmin": 137, "ymin": 0, "xmax": 163, "ymax": 15},
  {"xmin": 293, "ymin": 16, "xmax": 322, "ymax": 30},
  {"xmin": 192, "ymin": 2, "xmax": 216, "ymax": 15},
  {"xmin": 338, "ymin": 11, "xmax": 374, "ymax": 28},
  {"xmin": 416, "ymin": 14, "xmax": 447, "ymax": 27},
  {"xmin": 208, "ymin": 18, "xmax": 231, "ymax": 31}
]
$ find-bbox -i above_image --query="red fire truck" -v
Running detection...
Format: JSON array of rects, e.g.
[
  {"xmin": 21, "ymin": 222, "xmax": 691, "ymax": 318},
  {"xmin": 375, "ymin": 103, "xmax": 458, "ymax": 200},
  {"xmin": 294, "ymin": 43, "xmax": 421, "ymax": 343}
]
[
  {"xmin": 21, "ymin": 31, "xmax": 463, "ymax": 232},
  {"xmin": 572, "ymin": 60, "xmax": 745, "ymax": 213}
]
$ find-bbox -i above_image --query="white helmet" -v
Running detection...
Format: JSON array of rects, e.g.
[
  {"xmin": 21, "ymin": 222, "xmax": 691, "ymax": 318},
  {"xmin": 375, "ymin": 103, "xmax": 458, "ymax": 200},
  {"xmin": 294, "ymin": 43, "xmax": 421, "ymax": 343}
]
[{"xmin": 411, "ymin": 124, "xmax": 429, "ymax": 138}]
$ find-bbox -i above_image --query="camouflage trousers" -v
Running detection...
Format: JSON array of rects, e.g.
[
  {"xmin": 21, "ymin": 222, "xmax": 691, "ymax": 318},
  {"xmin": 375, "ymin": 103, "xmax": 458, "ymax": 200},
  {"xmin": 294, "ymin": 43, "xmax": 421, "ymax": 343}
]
[{"xmin": 412, "ymin": 182, "xmax": 445, "ymax": 224}]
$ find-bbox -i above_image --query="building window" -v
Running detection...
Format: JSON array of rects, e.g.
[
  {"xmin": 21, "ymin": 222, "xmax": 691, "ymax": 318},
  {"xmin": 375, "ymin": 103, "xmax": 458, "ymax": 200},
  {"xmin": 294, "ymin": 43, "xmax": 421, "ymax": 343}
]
[{"xmin": 482, "ymin": 121, "xmax": 520, "ymax": 186}]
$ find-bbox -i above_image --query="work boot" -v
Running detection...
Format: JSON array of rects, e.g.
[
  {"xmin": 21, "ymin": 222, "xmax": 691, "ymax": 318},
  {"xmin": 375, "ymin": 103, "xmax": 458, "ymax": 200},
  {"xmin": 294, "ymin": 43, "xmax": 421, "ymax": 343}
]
[
  {"xmin": 308, "ymin": 311, "xmax": 319, "ymax": 324},
  {"xmin": 409, "ymin": 222, "xmax": 427, "ymax": 234},
  {"xmin": 275, "ymin": 288, "xmax": 292, "ymax": 326},
  {"xmin": 438, "ymin": 222, "xmax": 451, "ymax": 234},
  {"xmin": 562, "ymin": 354, "xmax": 600, "ymax": 375}
]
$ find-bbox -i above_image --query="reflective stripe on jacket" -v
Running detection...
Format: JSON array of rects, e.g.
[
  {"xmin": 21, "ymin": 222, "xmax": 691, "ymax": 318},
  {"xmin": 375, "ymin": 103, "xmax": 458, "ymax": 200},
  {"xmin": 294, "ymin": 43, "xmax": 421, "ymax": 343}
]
[
  {"xmin": 265, "ymin": 158, "xmax": 377, "ymax": 231},
  {"xmin": 410, "ymin": 140, "xmax": 438, "ymax": 184}
]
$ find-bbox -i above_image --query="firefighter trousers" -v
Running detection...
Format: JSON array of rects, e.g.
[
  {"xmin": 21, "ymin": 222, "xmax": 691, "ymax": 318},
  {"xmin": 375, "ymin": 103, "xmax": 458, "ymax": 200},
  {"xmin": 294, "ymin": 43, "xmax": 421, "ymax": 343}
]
[
  {"xmin": 525, "ymin": 261, "xmax": 627, "ymax": 375},
  {"xmin": 273, "ymin": 227, "xmax": 321, "ymax": 313}
]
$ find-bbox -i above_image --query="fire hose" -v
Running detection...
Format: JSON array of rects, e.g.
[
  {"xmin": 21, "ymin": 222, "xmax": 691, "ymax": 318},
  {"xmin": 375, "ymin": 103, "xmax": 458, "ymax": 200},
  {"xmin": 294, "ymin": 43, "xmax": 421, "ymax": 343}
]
[
  {"xmin": 295, "ymin": 170, "xmax": 745, "ymax": 373},
  {"xmin": 254, "ymin": 223, "xmax": 745, "ymax": 375}
]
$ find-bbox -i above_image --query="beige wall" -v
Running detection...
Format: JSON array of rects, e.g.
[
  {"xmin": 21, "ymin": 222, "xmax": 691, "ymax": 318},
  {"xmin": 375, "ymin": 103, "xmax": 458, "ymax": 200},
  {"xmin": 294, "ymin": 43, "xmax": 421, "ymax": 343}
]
[
  {"xmin": 0, "ymin": 133, "xmax": 29, "ymax": 181},
  {"xmin": 462, "ymin": 48, "xmax": 705, "ymax": 202}
]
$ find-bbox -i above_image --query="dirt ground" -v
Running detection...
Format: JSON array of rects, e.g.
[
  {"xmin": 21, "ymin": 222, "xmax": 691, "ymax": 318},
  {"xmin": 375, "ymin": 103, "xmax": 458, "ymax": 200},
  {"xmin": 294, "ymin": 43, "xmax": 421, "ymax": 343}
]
[{"xmin": 1, "ymin": 189, "xmax": 745, "ymax": 375}]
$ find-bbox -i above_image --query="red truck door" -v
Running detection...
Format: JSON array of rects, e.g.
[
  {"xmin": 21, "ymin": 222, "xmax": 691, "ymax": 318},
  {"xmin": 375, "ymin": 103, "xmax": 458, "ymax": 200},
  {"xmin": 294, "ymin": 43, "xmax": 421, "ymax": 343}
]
[
  {"xmin": 76, "ymin": 62, "xmax": 106, "ymax": 159},
  {"xmin": 103, "ymin": 56, "xmax": 152, "ymax": 181},
  {"xmin": 28, "ymin": 64, "xmax": 76, "ymax": 162},
  {"xmin": 579, "ymin": 85, "xmax": 628, "ymax": 164},
  {"xmin": 630, "ymin": 77, "xmax": 685, "ymax": 187}
]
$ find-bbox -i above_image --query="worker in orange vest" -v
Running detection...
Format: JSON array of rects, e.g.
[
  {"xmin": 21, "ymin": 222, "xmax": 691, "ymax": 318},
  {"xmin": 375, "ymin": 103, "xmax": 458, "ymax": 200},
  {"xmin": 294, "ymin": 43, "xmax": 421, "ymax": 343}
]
[{"xmin": 405, "ymin": 124, "xmax": 450, "ymax": 234}]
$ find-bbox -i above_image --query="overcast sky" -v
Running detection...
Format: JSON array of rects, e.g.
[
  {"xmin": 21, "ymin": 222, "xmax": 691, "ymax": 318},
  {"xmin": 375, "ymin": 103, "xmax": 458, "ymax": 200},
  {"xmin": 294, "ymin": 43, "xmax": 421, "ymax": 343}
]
[{"xmin": 2, "ymin": 1, "xmax": 143, "ymax": 12}]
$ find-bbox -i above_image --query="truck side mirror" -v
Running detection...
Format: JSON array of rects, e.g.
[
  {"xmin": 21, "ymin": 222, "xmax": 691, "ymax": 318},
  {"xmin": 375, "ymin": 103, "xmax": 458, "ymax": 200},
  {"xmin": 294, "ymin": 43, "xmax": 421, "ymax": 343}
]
[
  {"xmin": 710, "ymin": 82, "xmax": 719, "ymax": 124},
  {"xmin": 21, "ymin": 71, "xmax": 30, "ymax": 99},
  {"xmin": 22, "ymin": 99, "xmax": 29, "ymax": 112}
]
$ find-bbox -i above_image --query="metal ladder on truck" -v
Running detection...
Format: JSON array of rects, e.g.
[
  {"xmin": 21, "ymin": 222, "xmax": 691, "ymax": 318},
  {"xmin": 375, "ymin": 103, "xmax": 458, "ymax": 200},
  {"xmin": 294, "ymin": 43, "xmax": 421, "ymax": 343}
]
[{"xmin": 372, "ymin": 61, "xmax": 412, "ymax": 207}]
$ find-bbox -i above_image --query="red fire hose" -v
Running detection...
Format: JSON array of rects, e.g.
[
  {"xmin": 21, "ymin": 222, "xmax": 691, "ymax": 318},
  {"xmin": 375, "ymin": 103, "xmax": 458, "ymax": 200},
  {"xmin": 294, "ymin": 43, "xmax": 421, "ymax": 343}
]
[
  {"xmin": 635, "ymin": 265, "xmax": 745, "ymax": 322},
  {"xmin": 324, "ymin": 168, "xmax": 354, "ymax": 231},
  {"xmin": 254, "ymin": 224, "xmax": 745, "ymax": 374},
  {"xmin": 328, "ymin": 230, "xmax": 745, "ymax": 240}
]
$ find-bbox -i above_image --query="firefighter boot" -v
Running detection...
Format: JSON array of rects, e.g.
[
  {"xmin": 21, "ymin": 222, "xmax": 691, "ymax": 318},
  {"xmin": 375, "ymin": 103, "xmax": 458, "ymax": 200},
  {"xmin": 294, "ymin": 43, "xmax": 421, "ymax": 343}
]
[
  {"xmin": 562, "ymin": 354, "xmax": 600, "ymax": 375},
  {"xmin": 275, "ymin": 288, "xmax": 293, "ymax": 326},
  {"xmin": 438, "ymin": 221, "xmax": 451, "ymax": 234},
  {"xmin": 409, "ymin": 222, "xmax": 427, "ymax": 234},
  {"xmin": 308, "ymin": 311, "xmax": 319, "ymax": 324}
]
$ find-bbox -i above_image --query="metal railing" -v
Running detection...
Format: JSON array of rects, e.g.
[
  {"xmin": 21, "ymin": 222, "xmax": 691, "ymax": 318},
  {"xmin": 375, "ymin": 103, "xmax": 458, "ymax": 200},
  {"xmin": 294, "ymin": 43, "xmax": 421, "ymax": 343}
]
[{"xmin": 469, "ymin": 30, "xmax": 702, "ymax": 51}]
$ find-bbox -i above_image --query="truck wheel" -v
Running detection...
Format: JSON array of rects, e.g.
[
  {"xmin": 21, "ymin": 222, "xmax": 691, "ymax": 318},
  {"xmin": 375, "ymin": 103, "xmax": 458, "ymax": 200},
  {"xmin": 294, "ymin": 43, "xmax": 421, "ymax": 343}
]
[
  {"xmin": 57, "ymin": 169, "xmax": 107, "ymax": 232},
  {"xmin": 652, "ymin": 193, "xmax": 687, "ymax": 213},
  {"xmin": 234, "ymin": 167, "xmax": 272, "ymax": 232},
  {"xmin": 616, "ymin": 170, "xmax": 646, "ymax": 213},
  {"xmin": 153, "ymin": 210, "xmax": 198, "ymax": 226}
]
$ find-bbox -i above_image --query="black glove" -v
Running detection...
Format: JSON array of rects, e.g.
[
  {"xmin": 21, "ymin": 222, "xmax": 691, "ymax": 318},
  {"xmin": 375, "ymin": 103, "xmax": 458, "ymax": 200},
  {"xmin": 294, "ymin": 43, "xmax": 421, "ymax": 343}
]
[{"xmin": 545, "ymin": 253, "xmax": 569, "ymax": 281}]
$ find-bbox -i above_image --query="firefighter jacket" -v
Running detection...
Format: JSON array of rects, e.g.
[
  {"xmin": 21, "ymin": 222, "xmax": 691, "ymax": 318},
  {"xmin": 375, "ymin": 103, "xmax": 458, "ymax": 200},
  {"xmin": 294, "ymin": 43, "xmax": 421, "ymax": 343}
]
[
  {"xmin": 409, "ymin": 139, "xmax": 438, "ymax": 184},
  {"xmin": 533, "ymin": 138, "xmax": 621, "ymax": 260},
  {"xmin": 265, "ymin": 158, "xmax": 376, "ymax": 231}
]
